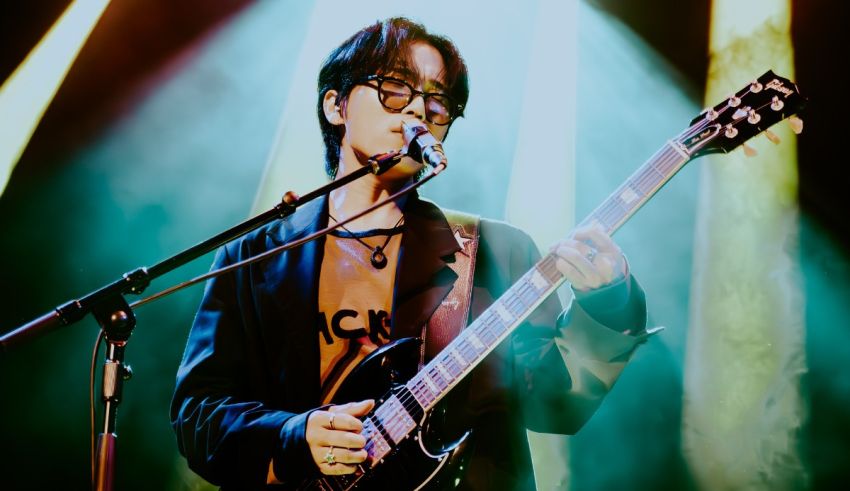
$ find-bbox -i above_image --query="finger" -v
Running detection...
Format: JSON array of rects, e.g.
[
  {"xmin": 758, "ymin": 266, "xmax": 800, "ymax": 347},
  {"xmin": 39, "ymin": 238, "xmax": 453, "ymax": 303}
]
[
  {"xmin": 592, "ymin": 255, "xmax": 617, "ymax": 285},
  {"xmin": 317, "ymin": 430, "xmax": 368, "ymax": 449},
  {"xmin": 323, "ymin": 412, "xmax": 367, "ymax": 433},
  {"xmin": 553, "ymin": 240, "xmax": 601, "ymax": 283},
  {"xmin": 331, "ymin": 399, "xmax": 375, "ymax": 418},
  {"xmin": 552, "ymin": 239, "xmax": 595, "ymax": 263},
  {"xmin": 321, "ymin": 446, "xmax": 369, "ymax": 465},
  {"xmin": 555, "ymin": 256, "xmax": 592, "ymax": 291},
  {"xmin": 581, "ymin": 228, "xmax": 627, "ymax": 278},
  {"xmin": 574, "ymin": 226, "xmax": 620, "ymax": 255}
]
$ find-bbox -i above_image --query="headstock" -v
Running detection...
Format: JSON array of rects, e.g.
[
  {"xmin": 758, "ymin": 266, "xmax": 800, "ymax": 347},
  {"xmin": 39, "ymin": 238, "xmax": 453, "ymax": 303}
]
[{"xmin": 678, "ymin": 70, "xmax": 806, "ymax": 158}]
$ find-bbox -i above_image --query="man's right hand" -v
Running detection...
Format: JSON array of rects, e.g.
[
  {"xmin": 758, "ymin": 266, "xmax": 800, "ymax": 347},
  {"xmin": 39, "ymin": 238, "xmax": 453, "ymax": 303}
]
[{"xmin": 306, "ymin": 399, "xmax": 375, "ymax": 475}]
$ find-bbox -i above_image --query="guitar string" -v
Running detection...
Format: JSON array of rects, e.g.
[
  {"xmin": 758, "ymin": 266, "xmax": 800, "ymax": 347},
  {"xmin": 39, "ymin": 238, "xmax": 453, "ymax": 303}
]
[{"xmin": 362, "ymin": 88, "xmax": 793, "ymax": 454}]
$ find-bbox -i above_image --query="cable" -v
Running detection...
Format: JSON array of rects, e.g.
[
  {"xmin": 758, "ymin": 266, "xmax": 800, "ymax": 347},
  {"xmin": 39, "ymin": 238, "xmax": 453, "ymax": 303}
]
[{"xmin": 89, "ymin": 328, "xmax": 105, "ymax": 486}]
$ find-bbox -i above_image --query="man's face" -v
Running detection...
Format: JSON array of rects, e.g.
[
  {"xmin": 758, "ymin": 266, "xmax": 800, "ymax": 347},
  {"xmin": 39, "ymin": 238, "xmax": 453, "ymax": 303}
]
[{"xmin": 335, "ymin": 42, "xmax": 452, "ymax": 180}]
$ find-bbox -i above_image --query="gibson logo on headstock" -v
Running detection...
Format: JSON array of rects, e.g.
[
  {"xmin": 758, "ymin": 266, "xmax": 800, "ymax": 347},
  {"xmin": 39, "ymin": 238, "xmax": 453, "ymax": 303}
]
[
  {"xmin": 688, "ymin": 128, "xmax": 715, "ymax": 146},
  {"xmin": 766, "ymin": 79, "xmax": 794, "ymax": 98}
]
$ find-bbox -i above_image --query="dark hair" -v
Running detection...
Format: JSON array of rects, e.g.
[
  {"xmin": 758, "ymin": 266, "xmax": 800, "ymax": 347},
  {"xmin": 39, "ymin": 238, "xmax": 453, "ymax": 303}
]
[{"xmin": 317, "ymin": 17, "xmax": 469, "ymax": 179}]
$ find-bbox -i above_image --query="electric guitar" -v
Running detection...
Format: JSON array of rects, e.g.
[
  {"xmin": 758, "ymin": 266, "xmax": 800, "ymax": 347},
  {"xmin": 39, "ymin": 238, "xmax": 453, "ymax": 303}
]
[{"xmin": 299, "ymin": 70, "xmax": 806, "ymax": 490}]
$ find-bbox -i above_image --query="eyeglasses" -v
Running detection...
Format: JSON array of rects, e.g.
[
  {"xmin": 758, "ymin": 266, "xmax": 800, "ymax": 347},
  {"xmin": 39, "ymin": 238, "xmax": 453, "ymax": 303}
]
[{"xmin": 361, "ymin": 75, "xmax": 463, "ymax": 126}]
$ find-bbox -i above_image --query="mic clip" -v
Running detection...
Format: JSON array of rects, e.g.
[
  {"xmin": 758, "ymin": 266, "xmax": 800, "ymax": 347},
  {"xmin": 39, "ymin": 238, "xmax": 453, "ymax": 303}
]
[{"xmin": 367, "ymin": 150, "xmax": 404, "ymax": 174}]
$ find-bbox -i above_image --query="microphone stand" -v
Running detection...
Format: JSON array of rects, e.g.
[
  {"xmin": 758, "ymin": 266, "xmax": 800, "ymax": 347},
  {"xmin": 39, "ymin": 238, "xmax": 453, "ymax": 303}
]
[{"xmin": 0, "ymin": 150, "xmax": 404, "ymax": 491}]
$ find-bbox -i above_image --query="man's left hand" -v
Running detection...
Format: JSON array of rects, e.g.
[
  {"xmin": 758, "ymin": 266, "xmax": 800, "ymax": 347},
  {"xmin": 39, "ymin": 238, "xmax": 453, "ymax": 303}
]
[{"xmin": 551, "ymin": 225, "xmax": 627, "ymax": 292}]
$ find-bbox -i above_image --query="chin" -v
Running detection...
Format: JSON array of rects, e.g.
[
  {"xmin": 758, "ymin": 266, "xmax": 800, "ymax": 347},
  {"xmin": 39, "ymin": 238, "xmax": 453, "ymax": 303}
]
[{"xmin": 380, "ymin": 157, "xmax": 424, "ymax": 182}]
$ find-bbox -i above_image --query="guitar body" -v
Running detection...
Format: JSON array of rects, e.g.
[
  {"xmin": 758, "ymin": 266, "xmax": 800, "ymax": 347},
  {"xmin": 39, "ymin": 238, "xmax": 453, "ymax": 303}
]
[{"xmin": 303, "ymin": 337, "xmax": 472, "ymax": 491}]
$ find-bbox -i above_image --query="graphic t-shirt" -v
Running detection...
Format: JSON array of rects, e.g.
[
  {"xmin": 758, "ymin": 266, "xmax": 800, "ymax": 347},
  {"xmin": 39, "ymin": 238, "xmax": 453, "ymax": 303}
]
[{"xmin": 318, "ymin": 224, "xmax": 403, "ymax": 403}]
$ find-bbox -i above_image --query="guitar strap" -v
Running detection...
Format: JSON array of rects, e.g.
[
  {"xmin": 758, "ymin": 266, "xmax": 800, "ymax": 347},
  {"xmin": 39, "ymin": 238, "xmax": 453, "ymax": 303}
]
[{"xmin": 421, "ymin": 209, "xmax": 480, "ymax": 367}]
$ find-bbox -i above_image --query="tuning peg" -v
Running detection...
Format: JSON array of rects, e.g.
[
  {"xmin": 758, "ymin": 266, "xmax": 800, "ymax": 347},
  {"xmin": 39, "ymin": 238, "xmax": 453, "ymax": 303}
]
[
  {"xmin": 743, "ymin": 143, "xmax": 758, "ymax": 157},
  {"xmin": 788, "ymin": 116, "xmax": 804, "ymax": 134},
  {"xmin": 764, "ymin": 129, "xmax": 781, "ymax": 144},
  {"xmin": 748, "ymin": 110, "xmax": 762, "ymax": 124}
]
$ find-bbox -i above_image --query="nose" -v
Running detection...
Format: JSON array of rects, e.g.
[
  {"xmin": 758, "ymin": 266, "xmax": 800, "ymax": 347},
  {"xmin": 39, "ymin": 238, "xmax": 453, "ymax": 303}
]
[{"xmin": 403, "ymin": 93, "xmax": 427, "ymax": 122}]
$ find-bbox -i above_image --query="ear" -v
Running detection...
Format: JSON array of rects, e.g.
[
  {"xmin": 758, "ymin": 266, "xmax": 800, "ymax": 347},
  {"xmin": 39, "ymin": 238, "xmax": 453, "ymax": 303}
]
[{"xmin": 322, "ymin": 90, "xmax": 344, "ymax": 126}]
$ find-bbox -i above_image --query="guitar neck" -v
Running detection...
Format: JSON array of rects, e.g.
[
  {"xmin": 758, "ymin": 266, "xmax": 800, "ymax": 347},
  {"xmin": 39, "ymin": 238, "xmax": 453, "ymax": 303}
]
[
  {"xmin": 578, "ymin": 141, "xmax": 691, "ymax": 235},
  {"xmin": 404, "ymin": 140, "xmax": 692, "ymax": 412},
  {"xmin": 363, "ymin": 139, "xmax": 697, "ymax": 460}
]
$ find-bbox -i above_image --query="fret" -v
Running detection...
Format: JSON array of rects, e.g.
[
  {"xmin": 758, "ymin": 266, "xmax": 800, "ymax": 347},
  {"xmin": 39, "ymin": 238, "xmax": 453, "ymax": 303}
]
[
  {"xmin": 421, "ymin": 373, "xmax": 439, "ymax": 397},
  {"xmin": 660, "ymin": 144, "xmax": 688, "ymax": 170},
  {"xmin": 488, "ymin": 316, "xmax": 508, "ymax": 337},
  {"xmin": 466, "ymin": 331, "xmax": 486, "ymax": 351},
  {"xmin": 364, "ymin": 417, "xmax": 392, "ymax": 463},
  {"xmin": 538, "ymin": 255, "xmax": 562, "ymax": 283},
  {"xmin": 435, "ymin": 359, "xmax": 454, "ymax": 382},
  {"xmin": 618, "ymin": 185, "xmax": 641, "ymax": 205},
  {"xmin": 427, "ymin": 366, "xmax": 449, "ymax": 390},
  {"xmin": 505, "ymin": 285, "xmax": 525, "ymax": 309},
  {"xmin": 601, "ymin": 197, "xmax": 622, "ymax": 218},
  {"xmin": 458, "ymin": 339, "xmax": 479, "ymax": 363},
  {"xmin": 439, "ymin": 351, "xmax": 462, "ymax": 377},
  {"xmin": 504, "ymin": 292, "xmax": 525, "ymax": 316},
  {"xmin": 409, "ymin": 379, "xmax": 428, "ymax": 408},
  {"xmin": 515, "ymin": 277, "xmax": 533, "ymax": 294},
  {"xmin": 416, "ymin": 380, "xmax": 436, "ymax": 407},
  {"xmin": 517, "ymin": 280, "xmax": 540, "ymax": 306},
  {"xmin": 529, "ymin": 268, "xmax": 550, "ymax": 291},
  {"xmin": 476, "ymin": 322, "xmax": 498, "ymax": 345},
  {"xmin": 492, "ymin": 302, "xmax": 514, "ymax": 324},
  {"xmin": 595, "ymin": 203, "xmax": 625, "ymax": 231},
  {"xmin": 631, "ymin": 170, "xmax": 659, "ymax": 196},
  {"xmin": 373, "ymin": 394, "xmax": 416, "ymax": 444},
  {"xmin": 647, "ymin": 157, "xmax": 670, "ymax": 179},
  {"xmin": 450, "ymin": 346, "xmax": 468, "ymax": 367},
  {"xmin": 613, "ymin": 195, "xmax": 634, "ymax": 215}
]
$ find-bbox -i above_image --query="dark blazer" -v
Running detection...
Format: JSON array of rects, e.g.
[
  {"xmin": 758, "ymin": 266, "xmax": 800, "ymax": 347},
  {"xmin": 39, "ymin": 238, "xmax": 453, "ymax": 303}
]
[{"xmin": 171, "ymin": 193, "xmax": 648, "ymax": 490}]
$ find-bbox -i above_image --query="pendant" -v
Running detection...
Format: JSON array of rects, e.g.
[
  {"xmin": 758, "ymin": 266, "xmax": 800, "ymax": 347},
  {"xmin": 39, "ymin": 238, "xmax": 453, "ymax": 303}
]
[{"xmin": 370, "ymin": 246, "xmax": 388, "ymax": 269}]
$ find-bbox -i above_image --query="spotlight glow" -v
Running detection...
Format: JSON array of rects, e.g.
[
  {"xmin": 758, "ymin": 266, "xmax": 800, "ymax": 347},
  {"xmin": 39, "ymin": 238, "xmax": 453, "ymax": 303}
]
[
  {"xmin": 684, "ymin": 1, "xmax": 806, "ymax": 489},
  {"xmin": 0, "ymin": 0, "xmax": 111, "ymax": 196}
]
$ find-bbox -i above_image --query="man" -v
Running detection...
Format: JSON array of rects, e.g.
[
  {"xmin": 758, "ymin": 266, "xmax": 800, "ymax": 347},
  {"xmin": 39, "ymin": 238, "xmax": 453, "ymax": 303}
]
[{"xmin": 171, "ymin": 17, "xmax": 650, "ymax": 490}]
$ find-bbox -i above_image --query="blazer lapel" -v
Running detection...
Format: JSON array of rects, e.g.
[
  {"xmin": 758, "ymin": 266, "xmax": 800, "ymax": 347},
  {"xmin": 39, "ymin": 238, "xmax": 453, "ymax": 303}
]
[
  {"xmin": 391, "ymin": 194, "xmax": 461, "ymax": 340},
  {"xmin": 258, "ymin": 196, "xmax": 327, "ymax": 410}
]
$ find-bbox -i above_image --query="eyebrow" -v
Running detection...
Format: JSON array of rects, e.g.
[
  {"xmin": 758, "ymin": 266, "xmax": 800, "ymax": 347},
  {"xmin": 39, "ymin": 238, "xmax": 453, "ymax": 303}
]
[{"xmin": 386, "ymin": 66, "xmax": 448, "ymax": 93}]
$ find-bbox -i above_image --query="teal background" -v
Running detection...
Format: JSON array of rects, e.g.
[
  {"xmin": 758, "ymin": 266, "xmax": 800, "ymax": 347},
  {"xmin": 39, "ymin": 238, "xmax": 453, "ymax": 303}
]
[{"xmin": 1, "ymin": 1, "xmax": 848, "ymax": 489}]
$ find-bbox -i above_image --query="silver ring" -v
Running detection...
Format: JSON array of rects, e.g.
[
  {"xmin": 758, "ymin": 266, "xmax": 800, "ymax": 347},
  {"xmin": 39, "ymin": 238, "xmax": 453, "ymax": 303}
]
[
  {"xmin": 328, "ymin": 413, "xmax": 335, "ymax": 431},
  {"xmin": 586, "ymin": 247, "xmax": 597, "ymax": 263},
  {"xmin": 324, "ymin": 446, "xmax": 336, "ymax": 466}
]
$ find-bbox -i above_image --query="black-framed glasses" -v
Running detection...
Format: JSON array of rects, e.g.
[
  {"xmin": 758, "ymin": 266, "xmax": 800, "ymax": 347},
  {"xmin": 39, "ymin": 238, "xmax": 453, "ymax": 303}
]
[{"xmin": 361, "ymin": 75, "xmax": 463, "ymax": 126}]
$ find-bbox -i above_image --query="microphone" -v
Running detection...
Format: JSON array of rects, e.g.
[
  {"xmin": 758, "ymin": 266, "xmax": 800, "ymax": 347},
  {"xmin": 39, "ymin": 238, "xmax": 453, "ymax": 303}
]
[{"xmin": 401, "ymin": 120, "xmax": 447, "ymax": 168}]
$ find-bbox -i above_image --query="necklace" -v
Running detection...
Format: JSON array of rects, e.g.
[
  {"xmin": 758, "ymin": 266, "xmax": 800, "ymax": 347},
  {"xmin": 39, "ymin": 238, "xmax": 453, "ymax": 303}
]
[{"xmin": 328, "ymin": 213, "xmax": 405, "ymax": 269}]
